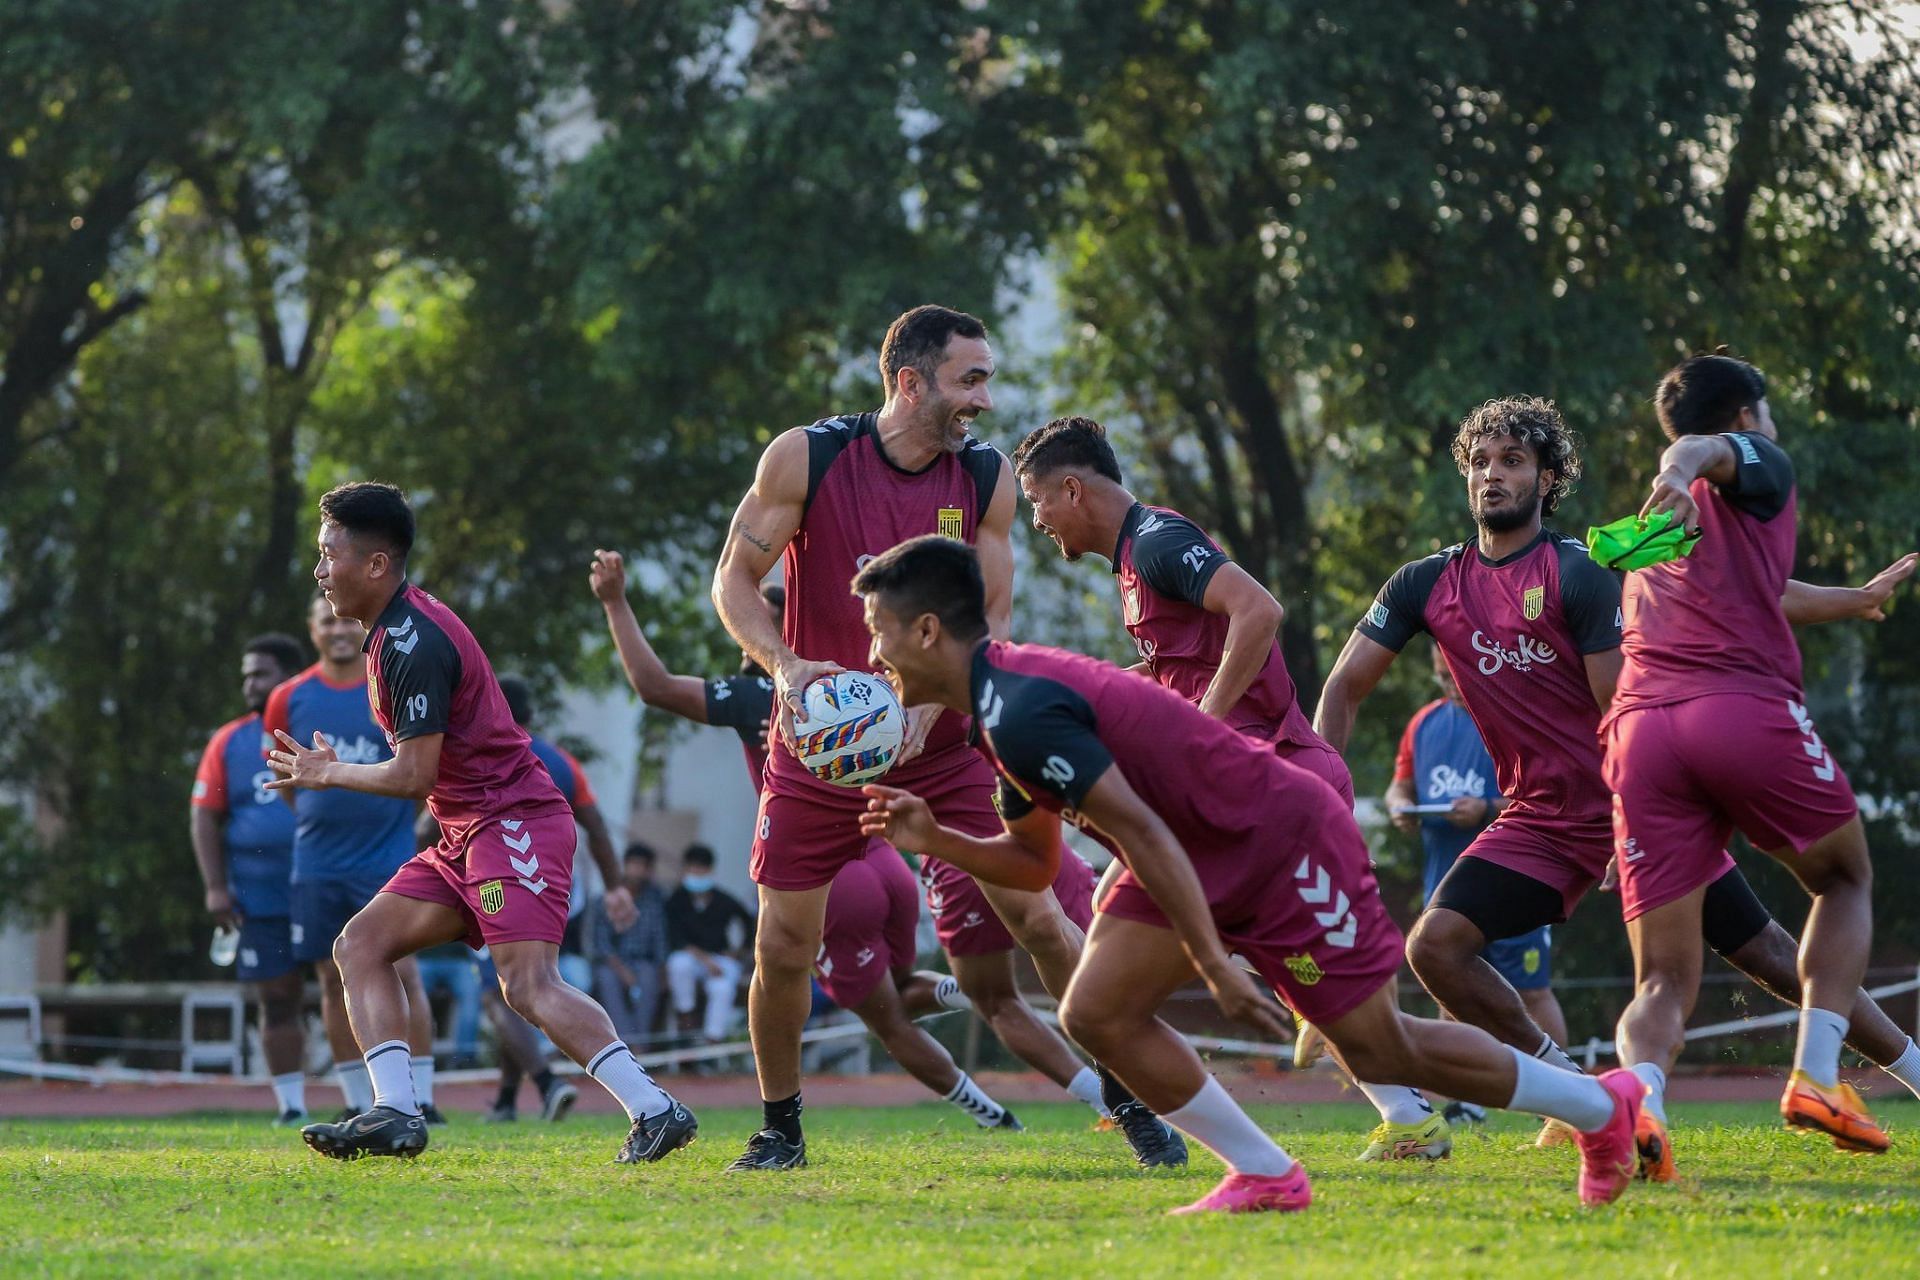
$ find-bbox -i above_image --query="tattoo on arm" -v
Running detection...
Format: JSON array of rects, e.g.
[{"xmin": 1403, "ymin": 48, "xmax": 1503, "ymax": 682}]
[{"xmin": 736, "ymin": 523, "xmax": 772, "ymax": 554}]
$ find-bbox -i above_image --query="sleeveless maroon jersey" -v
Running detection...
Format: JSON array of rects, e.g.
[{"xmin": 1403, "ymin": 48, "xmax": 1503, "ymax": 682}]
[
  {"xmin": 1112, "ymin": 501, "xmax": 1319, "ymax": 748},
  {"xmin": 1609, "ymin": 431, "xmax": 1802, "ymax": 721},
  {"xmin": 773, "ymin": 412, "xmax": 1003, "ymax": 795}
]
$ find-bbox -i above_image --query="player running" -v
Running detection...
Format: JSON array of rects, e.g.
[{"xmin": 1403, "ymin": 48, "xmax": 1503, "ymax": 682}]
[
  {"xmin": 709, "ymin": 305, "xmax": 1179, "ymax": 1171},
  {"xmin": 853, "ymin": 536, "xmax": 1652, "ymax": 1211},
  {"xmin": 265, "ymin": 590, "xmax": 441, "ymax": 1124},
  {"xmin": 270, "ymin": 482, "xmax": 694, "ymax": 1164},
  {"xmin": 1607, "ymin": 354, "xmax": 1899, "ymax": 1154},
  {"xmin": 1315, "ymin": 395, "xmax": 1920, "ymax": 1169},
  {"xmin": 190, "ymin": 632, "xmax": 308, "ymax": 1124}
]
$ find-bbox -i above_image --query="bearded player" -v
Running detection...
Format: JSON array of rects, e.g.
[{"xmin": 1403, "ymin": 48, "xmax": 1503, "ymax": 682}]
[
  {"xmin": 269, "ymin": 483, "xmax": 695, "ymax": 1164},
  {"xmin": 1316, "ymin": 395, "xmax": 1920, "ymax": 1172},
  {"xmin": 854, "ymin": 536, "xmax": 1653, "ymax": 1212},
  {"xmin": 709, "ymin": 305, "xmax": 1181, "ymax": 1171}
]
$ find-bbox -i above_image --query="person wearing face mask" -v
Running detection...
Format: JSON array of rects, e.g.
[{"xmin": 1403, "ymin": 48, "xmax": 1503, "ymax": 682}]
[{"xmin": 663, "ymin": 845, "xmax": 755, "ymax": 1045}]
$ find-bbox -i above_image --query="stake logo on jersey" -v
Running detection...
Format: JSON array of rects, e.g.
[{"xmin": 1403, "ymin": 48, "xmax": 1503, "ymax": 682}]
[{"xmin": 1469, "ymin": 629, "xmax": 1560, "ymax": 676}]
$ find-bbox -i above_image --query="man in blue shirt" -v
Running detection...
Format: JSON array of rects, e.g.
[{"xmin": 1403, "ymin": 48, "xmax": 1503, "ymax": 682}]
[
  {"xmin": 191, "ymin": 633, "xmax": 308, "ymax": 1123},
  {"xmin": 1387, "ymin": 643, "xmax": 1569, "ymax": 1122},
  {"xmin": 266, "ymin": 591, "xmax": 440, "ymax": 1123}
]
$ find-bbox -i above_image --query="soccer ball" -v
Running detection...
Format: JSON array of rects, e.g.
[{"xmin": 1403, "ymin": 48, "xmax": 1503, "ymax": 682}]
[{"xmin": 791, "ymin": 672, "xmax": 907, "ymax": 786}]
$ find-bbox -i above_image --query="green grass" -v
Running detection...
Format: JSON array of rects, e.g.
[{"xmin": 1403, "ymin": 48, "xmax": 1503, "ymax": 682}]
[{"xmin": 2, "ymin": 1101, "xmax": 1916, "ymax": 1278}]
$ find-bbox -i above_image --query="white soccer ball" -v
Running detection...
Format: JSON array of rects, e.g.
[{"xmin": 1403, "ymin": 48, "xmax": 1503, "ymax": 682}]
[{"xmin": 791, "ymin": 671, "xmax": 907, "ymax": 786}]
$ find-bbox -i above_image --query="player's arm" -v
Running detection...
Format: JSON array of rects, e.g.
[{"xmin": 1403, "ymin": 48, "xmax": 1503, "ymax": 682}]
[
  {"xmin": 1781, "ymin": 553, "xmax": 1917, "ymax": 625},
  {"xmin": 260, "ymin": 682, "xmax": 299, "ymax": 810},
  {"xmin": 1385, "ymin": 778, "xmax": 1419, "ymax": 833},
  {"xmin": 1314, "ymin": 632, "xmax": 1398, "ymax": 755},
  {"xmin": 1556, "ymin": 540, "xmax": 1626, "ymax": 713},
  {"xmin": 591, "ymin": 549, "xmax": 711, "ymax": 722},
  {"xmin": 1195, "ymin": 564, "xmax": 1285, "ymax": 719},
  {"xmin": 859, "ymin": 784, "xmax": 1063, "ymax": 892},
  {"xmin": 188, "ymin": 744, "xmax": 240, "ymax": 928},
  {"xmin": 1641, "ymin": 435, "xmax": 1738, "ymax": 534},
  {"xmin": 712, "ymin": 430, "xmax": 808, "ymax": 681},
  {"xmin": 977, "ymin": 457, "xmax": 1018, "ymax": 641},
  {"xmin": 268, "ymin": 730, "xmax": 443, "ymax": 800}
]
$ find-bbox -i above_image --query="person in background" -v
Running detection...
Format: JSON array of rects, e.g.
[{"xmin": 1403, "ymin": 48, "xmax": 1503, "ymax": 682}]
[
  {"xmin": 664, "ymin": 844, "xmax": 755, "ymax": 1045},
  {"xmin": 593, "ymin": 843, "xmax": 671, "ymax": 1046}
]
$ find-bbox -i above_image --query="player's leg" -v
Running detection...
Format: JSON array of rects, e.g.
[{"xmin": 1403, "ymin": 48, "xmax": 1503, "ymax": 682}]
[
  {"xmin": 393, "ymin": 954, "xmax": 439, "ymax": 1121},
  {"xmin": 1520, "ymin": 987, "xmax": 1569, "ymax": 1050},
  {"xmin": 896, "ymin": 970, "xmax": 971, "ymax": 1018},
  {"xmin": 973, "ymin": 880, "xmax": 1085, "ymax": 1003},
  {"xmin": 1061, "ymin": 914, "xmax": 1305, "ymax": 1214},
  {"xmin": 251, "ymin": 969, "xmax": 308, "ymax": 1123},
  {"xmin": 737, "ymin": 881, "xmax": 831, "ymax": 1169},
  {"xmin": 947, "ymin": 948, "xmax": 1086, "ymax": 1086},
  {"xmin": 850, "ymin": 973, "xmax": 1018, "ymax": 1129},
  {"xmin": 1613, "ymin": 885, "xmax": 1707, "ymax": 1135}
]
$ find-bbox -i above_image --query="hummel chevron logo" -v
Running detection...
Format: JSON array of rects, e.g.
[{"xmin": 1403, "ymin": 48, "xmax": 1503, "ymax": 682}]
[
  {"xmin": 503, "ymin": 829, "xmax": 533, "ymax": 854},
  {"xmin": 1325, "ymin": 913, "xmax": 1356, "ymax": 948},
  {"xmin": 978, "ymin": 679, "xmax": 1003, "ymax": 731},
  {"xmin": 387, "ymin": 616, "xmax": 420, "ymax": 655},
  {"xmin": 1312, "ymin": 893, "xmax": 1350, "ymax": 929},
  {"xmin": 1294, "ymin": 855, "xmax": 1332, "ymax": 905},
  {"xmin": 517, "ymin": 876, "xmax": 548, "ymax": 896},
  {"xmin": 501, "ymin": 820, "xmax": 522, "ymax": 832},
  {"xmin": 509, "ymin": 852, "xmax": 539, "ymax": 879}
]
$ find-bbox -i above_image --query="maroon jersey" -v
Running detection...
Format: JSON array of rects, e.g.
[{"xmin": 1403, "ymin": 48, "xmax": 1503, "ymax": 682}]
[
  {"xmin": 364, "ymin": 582, "xmax": 568, "ymax": 851},
  {"xmin": 1113, "ymin": 501, "xmax": 1320, "ymax": 749},
  {"xmin": 1609, "ymin": 432, "xmax": 1801, "ymax": 719},
  {"xmin": 773, "ymin": 412, "xmax": 1002, "ymax": 793},
  {"xmin": 1356, "ymin": 529, "xmax": 1621, "ymax": 854}
]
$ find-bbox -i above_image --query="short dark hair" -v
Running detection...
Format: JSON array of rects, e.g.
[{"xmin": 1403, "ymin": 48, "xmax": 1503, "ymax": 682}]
[
  {"xmin": 1655, "ymin": 353, "xmax": 1767, "ymax": 439},
  {"xmin": 1012, "ymin": 416, "xmax": 1124, "ymax": 484},
  {"xmin": 1450, "ymin": 397, "xmax": 1583, "ymax": 516},
  {"xmin": 497, "ymin": 675, "xmax": 533, "ymax": 726},
  {"xmin": 243, "ymin": 632, "xmax": 307, "ymax": 678},
  {"xmin": 623, "ymin": 842, "xmax": 656, "ymax": 867},
  {"xmin": 851, "ymin": 535, "xmax": 989, "ymax": 643},
  {"xmin": 318, "ymin": 482, "xmax": 415, "ymax": 563},
  {"xmin": 879, "ymin": 305, "xmax": 988, "ymax": 395},
  {"xmin": 683, "ymin": 843, "xmax": 716, "ymax": 870}
]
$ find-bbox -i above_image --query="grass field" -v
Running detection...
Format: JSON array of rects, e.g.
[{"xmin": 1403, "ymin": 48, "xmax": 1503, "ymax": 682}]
[{"xmin": 3, "ymin": 1100, "xmax": 1916, "ymax": 1278}]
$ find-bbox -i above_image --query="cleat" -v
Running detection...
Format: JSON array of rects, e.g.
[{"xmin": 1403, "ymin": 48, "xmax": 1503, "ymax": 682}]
[
  {"xmin": 1292, "ymin": 1014, "xmax": 1326, "ymax": 1069},
  {"xmin": 1574, "ymin": 1069, "xmax": 1641, "ymax": 1206},
  {"xmin": 272, "ymin": 1108, "xmax": 309, "ymax": 1129},
  {"xmin": 991, "ymin": 1108, "xmax": 1025, "ymax": 1132},
  {"xmin": 1536, "ymin": 1117, "xmax": 1577, "ymax": 1148},
  {"xmin": 332, "ymin": 1106, "xmax": 363, "ymax": 1124},
  {"xmin": 483, "ymin": 1103, "xmax": 518, "ymax": 1124},
  {"xmin": 1110, "ymin": 1100, "xmax": 1188, "ymax": 1168},
  {"xmin": 616, "ymin": 1099, "xmax": 699, "ymax": 1164},
  {"xmin": 1781, "ymin": 1071, "xmax": 1890, "ymax": 1154},
  {"xmin": 541, "ymin": 1079, "xmax": 580, "ymax": 1123},
  {"xmin": 1635, "ymin": 1102, "xmax": 1676, "ymax": 1182},
  {"xmin": 1170, "ymin": 1164, "xmax": 1312, "ymax": 1216},
  {"xmin": 724, "ymin": 1127, "xmax": 807, "ymax": 1172},
  {"xmin": 1442, "ymin": 1101, "xmax": 1487, "ymax": 1128},
  {"xmin": 301, "ymin": 1104, "xmax": 429, "ymax": 1161},
  {"xmin": 420, "ymin": 1104, "xmax": 449, "ymax": 1127},
  {"xmin": 1356, "ymin": 1112, "xmax": 1452, "ymax": 1162}
]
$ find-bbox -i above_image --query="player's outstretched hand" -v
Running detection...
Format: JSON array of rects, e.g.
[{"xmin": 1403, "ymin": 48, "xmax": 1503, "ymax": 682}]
[
  {"xmin": 860, "ymin": 784, "xmax": 938, "ymax": 851},
  {"xmin": 773, "ymin": 657, "xmax": 846, "ymax": 749},
  {"xmin": 892, "ymin": 705, "xmax": 942, "ymax": 768},
  {"xmin": 266, "ymin": 729, "xmax": 337, "ymax": 791},
  {"xmin": 1201, "ymin": 960, "xmax": 1294, "ymax": 1041},
  {"xmin": 602, "ymin": 883, "xmax": 638, "ymax": 933},
  {"xmin": 589, "ymin": 549, "xmax": 627, "ymax": 603},
  {"xmin": 1851, "ymin": 551, "xmax": 1917, "ymax": 621},
  {"xmin": 1640, "ymin": 467, "xmax": 1701, "ymax": 534}
]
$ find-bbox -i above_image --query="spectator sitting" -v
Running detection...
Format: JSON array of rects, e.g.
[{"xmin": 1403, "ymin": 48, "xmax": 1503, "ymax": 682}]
[
  {"xmin": 593, "ymin": 842, "xmax": 670, "ymax": 1046},
  {"xmin": 664, "ymin": 844, "xmax": 755, "ymax": 1044}
]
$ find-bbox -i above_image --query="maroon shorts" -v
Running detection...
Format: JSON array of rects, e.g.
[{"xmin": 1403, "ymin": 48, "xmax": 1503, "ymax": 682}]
[
  {"xmin": 1099, "ymin": 814, "xmax": 1404, "ymax": 1026},
  {"xmin": 1271, "ymin": 736, "xmax": 1356, "ymax": 809},
  {"xmin": 1457, "ymin": 813, "xmax": 1613, "ymax": 924},
  {"xmin": 751, "ymin": 747, "xmax": 995, "ymax": 892},
  {"xmin": 814, "ymin": 841, "xmax": 921, "ymax": 1010},
  {"xmin": 382, "ymin": 806, "xmax": 576, "ymax": 950},
  {"xmin": 1605, "ymin": 693, "xmax": 1856, "ymax": 922},
  {"xmin": 922, "ymin": 843, "xmax": 1096, "ymax": 959}
]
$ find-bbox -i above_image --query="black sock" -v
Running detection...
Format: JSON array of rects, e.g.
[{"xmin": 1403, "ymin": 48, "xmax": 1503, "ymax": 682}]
[
  {"xmin": 762, "ymin": 1092, "xmax": 804, "ymax": 1143},
  {"xmin": 494, "ymin": 1077, "xmax": 518, "ymax": 1110},
  {"xmin": 532, "ymin": 1068, "xmax": 556, "ymax": 1098},
  {"xmin": 1097, "ymin": 1064, "xmax": 1140, "ymax": 1113}
]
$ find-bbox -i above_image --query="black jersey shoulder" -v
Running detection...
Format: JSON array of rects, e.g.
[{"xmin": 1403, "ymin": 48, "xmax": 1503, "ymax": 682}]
[
  {"xmin": 1547, "ymin": 529, "xmax": 1624, "ymax": 653},
  {"xmin": 1719, "ymin": 432, "xmax": 1795, "ymax": 522},
  {"xmin": 1356, "ymin": 543, "xmax": 1467, "ymax": 651},
  {"xmin": 705, "ymin": 674, "xmax": 776, "ymax": 745},
  {"xmin": 370, "ymin": 591, "xmax": 461, "ymax": 741}
]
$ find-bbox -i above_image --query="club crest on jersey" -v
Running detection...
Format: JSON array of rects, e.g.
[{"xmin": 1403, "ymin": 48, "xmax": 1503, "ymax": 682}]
[
  {"xmin": 1283, "ymin": 953, "xmax": 1324, "ymax": 986},
  {"xmin": 938, "ymin": 507, "xmax": 965, "ymax": 540},
  {"xmin": 479, "ymin": 880, "xmax": 505, "ymax": 916},
  {"xmin": 1522, "ymin": 585, "xmax": 1545, "ymax": 621}
]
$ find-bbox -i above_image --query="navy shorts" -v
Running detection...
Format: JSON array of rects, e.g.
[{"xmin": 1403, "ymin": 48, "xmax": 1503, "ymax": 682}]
[
  {"xmin": 236, "ymin": 916, "xmax": 297, "ymax": 983},
  {"xmin": 1482, "ymin": 926, "xmax": 1552, "ymax": 991},
  {"xmin": 291, "ymin": 873, "xmax": 394, "ymax": 964}
]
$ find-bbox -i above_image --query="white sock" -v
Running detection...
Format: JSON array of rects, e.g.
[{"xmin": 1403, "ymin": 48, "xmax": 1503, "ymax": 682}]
[
  {"xmin": 411, "ymin": 1055, "xmax": 436, "ymax": 1108},
  {"xmin": 1881, "ymin": 1038, "xmax": 1920, "ymax": 1101},
  {"xmin": 336, "ymin": 1059, "xmax": 375, "ymax": 1113},
  {"xmin": 1631, "ymin": 1062, "xmax": 1669, "ymax": 1124},
  {"xmin": 1505, "ymin": 1048, "xmax": 1611, "ymax": 1132},
  {"xmin": 943, "ymin": 1072, "xmax": 1008, "ymax": 1127},
  {"xmin": 1534, "ymin": 1032, "xmax": 1582, "ymax": 1074},
  {"xmin": 1354, "ymin": 1080, "xmax": 1434, "ymax": 1126},
  {"xmin": 932, "ymin": 974, "xmax": 972, "ymax": 1012},
  {"xmin": 365, "ymin": 1040, "xmax": 420, "ymax": 1115},
  {"xmin": 1164, "ymin": 1076, "xmax": 1295, "ymax": 1177},
  {"xmin": 1793, "ymin": 1005, "xmax": 1848, "ymax": 1088},
  {"xmin": 271, "ymin": 1072, "xmax": 306, "ymax": 1116},
  {"xmin": 1067, "ymin": 1065, "xmax": 1107, "ymax": 1117},
  {"xmin": 587, "ymin": 1041, "xmax": 671, "ymax": 1122}
]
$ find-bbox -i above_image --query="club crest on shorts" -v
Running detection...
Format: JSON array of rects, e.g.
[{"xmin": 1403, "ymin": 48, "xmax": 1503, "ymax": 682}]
[
  {"xmin": 1283, "ymin": 953, "xmax": 1324, "ymax": 986},
  {"xmin": 938, "ymin": 507, "xmax": 965, "ymax": 540},
  {"xmin": 479, "ymin": 880, "xmax": 506, "ymax": 915},
  {"xmin": 1522, "ymin": 585, "xmax": 1545, "ymax": 621}
]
